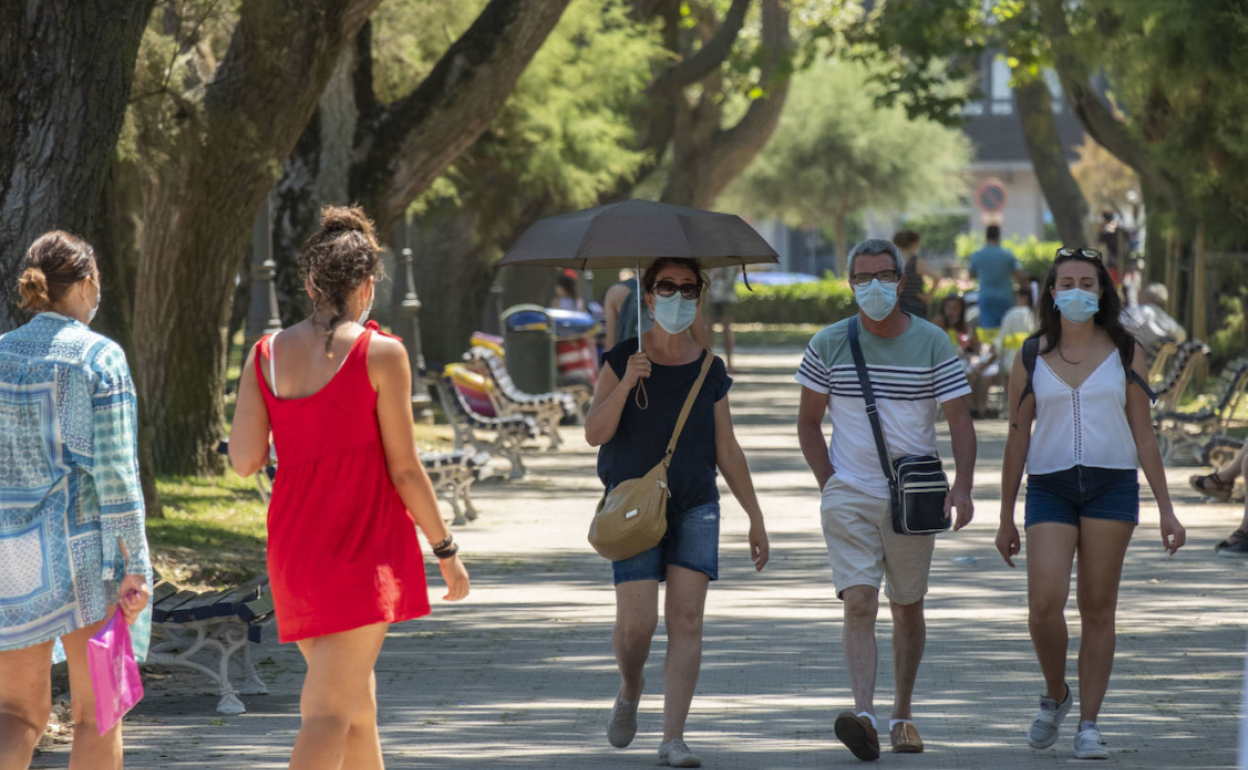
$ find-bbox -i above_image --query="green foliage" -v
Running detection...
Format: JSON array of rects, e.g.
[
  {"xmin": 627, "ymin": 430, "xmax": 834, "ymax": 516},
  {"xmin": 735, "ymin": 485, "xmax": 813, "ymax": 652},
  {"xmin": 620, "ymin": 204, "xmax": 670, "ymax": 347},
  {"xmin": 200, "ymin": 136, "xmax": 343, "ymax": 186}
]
[
  {"xmin": 1081, "ymin": 0, "xmax": 1248, "ymax": 232},
  {"xmin": 733, "ymin": 276, "xmax": 857, "ymax": 325},
  {"xmin": 370, "ymin": 1, "xmax": 484, "ymax": 105},
  {"xmin": 957, "ymin": 234, "xmax": 1061, "ymax": 280},
  {"xmin": 719, "ymin": 58, "xmax": 973, "ymax": 229},
  {"xmin": 408, "ymin": 0, "xmax": 665, "ymax": 251},
  {"xmin": 899, "ymin": 213, "xmax": 968, "ymax": 256}
]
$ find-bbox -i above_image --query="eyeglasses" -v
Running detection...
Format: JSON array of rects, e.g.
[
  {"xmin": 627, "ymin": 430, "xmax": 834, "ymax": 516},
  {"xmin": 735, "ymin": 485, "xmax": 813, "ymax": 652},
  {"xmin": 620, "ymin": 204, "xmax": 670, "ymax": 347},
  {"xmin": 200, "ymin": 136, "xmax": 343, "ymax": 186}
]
[
  {"xmin": 849, "ymin": 270, "xmax": 901, "ymax": 286},
  {"xmin": 1056, "ymin": 247, "xmax": 1102, "ymax": 260},
  {"xmin": 652, "ymin": 280, "xmax": 702, "ymax": 300}
]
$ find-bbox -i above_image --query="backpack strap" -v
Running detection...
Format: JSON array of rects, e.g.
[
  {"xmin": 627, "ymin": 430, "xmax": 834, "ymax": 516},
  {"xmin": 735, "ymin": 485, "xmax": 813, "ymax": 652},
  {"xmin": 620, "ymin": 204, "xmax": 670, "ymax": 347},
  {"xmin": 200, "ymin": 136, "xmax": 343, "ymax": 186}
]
[
  {"xmin": 1121, "ymin": 341, "xmax": 1157, "ymax": 403},
  {"xmin": 1018, "ymin": 337, "xmax": 1040, "ymax": 408}
]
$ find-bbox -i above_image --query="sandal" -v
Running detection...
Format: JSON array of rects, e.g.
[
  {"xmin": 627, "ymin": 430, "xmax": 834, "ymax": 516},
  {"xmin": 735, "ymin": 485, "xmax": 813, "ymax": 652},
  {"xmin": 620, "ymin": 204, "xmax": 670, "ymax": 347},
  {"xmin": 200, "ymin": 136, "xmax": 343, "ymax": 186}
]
[
  {"xmin": 1190, "ymin": 472, "xmax": 1235, "ymax": 503},
  {"xmin": 1215, "ymin": 529, "xmax": 1248, "ymax": 553}
]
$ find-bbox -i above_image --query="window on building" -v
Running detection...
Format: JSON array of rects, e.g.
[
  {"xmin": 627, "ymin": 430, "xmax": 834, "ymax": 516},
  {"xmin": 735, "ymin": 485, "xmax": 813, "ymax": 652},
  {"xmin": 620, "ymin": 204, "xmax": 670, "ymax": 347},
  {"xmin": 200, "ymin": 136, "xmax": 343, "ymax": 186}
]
[{"xmin": 990, "ymin": 56, "xmax": 1014, "ymax": 115}]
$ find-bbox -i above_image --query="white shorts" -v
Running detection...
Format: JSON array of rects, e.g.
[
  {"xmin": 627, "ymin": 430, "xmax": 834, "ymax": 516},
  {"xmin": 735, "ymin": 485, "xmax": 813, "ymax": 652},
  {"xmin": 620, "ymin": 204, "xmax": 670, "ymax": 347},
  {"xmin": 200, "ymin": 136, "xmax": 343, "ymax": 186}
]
[{"xmin": 820, "ymin": 477, "xmax": 936, "ymax": 605}]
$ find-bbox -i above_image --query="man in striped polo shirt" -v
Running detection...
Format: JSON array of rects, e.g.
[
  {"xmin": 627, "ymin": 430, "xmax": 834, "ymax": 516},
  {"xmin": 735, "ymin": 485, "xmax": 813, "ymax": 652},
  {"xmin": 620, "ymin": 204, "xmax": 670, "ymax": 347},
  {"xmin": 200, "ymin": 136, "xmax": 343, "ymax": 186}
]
[{"xmin": 796, "ymin": 239, "xmax": 977, "ymax": 761}]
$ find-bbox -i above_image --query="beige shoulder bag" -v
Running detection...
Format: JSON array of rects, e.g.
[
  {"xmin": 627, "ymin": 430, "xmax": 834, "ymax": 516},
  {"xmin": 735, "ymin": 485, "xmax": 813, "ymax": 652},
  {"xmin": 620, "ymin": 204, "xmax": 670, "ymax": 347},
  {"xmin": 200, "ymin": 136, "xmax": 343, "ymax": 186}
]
[{"xmin": 588, "ymin": 353, "xmax": 715, "ymax": 561}]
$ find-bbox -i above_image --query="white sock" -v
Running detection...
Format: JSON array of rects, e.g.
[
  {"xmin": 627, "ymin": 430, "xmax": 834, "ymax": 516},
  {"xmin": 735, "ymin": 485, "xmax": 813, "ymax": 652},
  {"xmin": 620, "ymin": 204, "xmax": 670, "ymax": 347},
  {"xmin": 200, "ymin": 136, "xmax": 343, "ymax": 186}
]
[
  {"xmin": 889, "ymin": 718, "xmax": 914, "ymax": 730},
  {"xmin": 857, "ymin": 711, "xmax": 878, "ymax": 731}
]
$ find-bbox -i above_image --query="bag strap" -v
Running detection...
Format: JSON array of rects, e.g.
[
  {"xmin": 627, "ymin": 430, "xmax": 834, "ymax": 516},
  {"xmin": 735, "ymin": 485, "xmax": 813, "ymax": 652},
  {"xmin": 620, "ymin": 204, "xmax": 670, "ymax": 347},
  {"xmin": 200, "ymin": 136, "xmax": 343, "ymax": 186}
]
[
  {"xmin": 847, "ymin": 316, "xmax": 895, "ymax": 482},
  {"xmin": 1120, "ymin": 341, "xmax": 1157, "ymax": 403},
  {"xmin": 1018, "ymin": 336, "xmax": 1041, "ymax": 407},
  {"xmin": 663, "ymin": 352, "xmax": 716, "ymax": 467}
]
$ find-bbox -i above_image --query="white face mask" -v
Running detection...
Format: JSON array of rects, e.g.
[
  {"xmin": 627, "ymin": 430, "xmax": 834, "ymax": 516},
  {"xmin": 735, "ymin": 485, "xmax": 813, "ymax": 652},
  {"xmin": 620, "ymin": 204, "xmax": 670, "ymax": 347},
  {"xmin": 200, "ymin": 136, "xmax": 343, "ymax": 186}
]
[
  {"xmin": 87, "ymin": 277, "xmax": 101, "ymax": 324},
  {"xmin": 357, "ymin": 285, "xmax": 375, "ymax": 325}
]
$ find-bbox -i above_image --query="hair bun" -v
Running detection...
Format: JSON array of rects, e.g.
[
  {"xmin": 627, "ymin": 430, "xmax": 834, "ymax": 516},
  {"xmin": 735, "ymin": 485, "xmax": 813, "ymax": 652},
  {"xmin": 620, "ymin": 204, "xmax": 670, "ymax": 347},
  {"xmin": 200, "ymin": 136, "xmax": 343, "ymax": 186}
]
[
  {"xmin": 319, "ymin": 205, "xmax": 376, "ymax": 237},
  {"xmin": 17, "ymin": 266, "xmax": 50, "ymax": 311}
]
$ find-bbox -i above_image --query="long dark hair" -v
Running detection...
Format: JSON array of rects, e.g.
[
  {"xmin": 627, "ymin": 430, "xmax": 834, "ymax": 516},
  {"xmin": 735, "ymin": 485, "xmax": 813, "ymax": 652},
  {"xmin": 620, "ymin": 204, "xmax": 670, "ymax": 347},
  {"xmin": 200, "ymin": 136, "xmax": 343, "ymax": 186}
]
[
  {"xmin": 1033, "ymin": 250, "xmax": 1137, "ymax": 360},
  {"xmin": 939, "ymin": 294, "xmax": 968, "ymax": 334}
]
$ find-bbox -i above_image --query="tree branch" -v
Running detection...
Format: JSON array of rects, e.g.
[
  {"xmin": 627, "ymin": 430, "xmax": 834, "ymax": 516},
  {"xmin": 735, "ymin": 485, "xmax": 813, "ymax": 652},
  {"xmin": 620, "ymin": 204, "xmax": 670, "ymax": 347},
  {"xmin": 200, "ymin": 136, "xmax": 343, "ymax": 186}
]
[
  {"xmin": 1014, "ymin": 75, "xmax": 1089, "ymax": 246},
  {"xmin": 349, "ymin": 0, "xmax": 572, "ymax": 230},
  {"xmin": 648, "ymin": 0, "xmax": 751, "ymax": 95},
  {"xmin": 1035, "ymin": 0, "xmax": 1179, "ymax": 208},
  {"xmin": 714, "ymin": 0, "xmax": 791, "ymax": 165}
]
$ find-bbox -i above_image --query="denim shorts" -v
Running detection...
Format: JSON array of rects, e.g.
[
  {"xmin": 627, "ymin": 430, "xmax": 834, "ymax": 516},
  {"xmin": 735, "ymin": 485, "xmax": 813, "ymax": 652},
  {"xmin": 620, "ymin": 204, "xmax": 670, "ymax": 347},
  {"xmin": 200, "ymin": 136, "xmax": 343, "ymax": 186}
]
[
  {"xmin": 612, "ymin": 502, "xmax": 720, "ymax": 585},
  {"xmin": 1024, "ymin": 465, "xmax": 1139, "ymax": 529}
]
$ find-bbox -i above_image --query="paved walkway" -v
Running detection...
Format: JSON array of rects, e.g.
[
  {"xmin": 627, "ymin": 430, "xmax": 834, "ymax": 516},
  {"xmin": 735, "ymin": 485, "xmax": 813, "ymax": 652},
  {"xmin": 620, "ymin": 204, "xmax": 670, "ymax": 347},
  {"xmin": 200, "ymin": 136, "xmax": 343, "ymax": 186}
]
[{"xmin": 34, "ymin": 350, "xmax": 1247, "ymax": 769}]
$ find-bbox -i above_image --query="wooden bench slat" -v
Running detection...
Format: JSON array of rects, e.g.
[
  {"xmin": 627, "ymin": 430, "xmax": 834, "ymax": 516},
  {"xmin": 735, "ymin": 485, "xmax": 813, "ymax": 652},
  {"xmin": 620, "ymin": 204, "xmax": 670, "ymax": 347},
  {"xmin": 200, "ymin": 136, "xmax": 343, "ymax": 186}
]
[
  {"xmin": 170, "ymin": 590, "xmax": 225, "ymax": 623},
  {"xmin": 152, "ymin": 589, "xmax": 199, "ymax": 623},
  {"xmin": 210, "ymin": 576, "xmax": 270, "ymax": 618},
  {"xmin": 235, "ymin": 592, "xmax": 275, "ymax": 623}
]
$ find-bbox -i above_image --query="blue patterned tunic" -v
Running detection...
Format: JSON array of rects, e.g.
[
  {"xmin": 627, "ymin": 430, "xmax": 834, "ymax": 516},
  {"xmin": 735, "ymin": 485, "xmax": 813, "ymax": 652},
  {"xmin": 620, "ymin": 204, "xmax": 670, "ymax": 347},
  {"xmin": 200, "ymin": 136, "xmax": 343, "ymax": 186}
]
[{"xmin": 0, "ymin": 313, "xmax": 152, "ymax": 656}]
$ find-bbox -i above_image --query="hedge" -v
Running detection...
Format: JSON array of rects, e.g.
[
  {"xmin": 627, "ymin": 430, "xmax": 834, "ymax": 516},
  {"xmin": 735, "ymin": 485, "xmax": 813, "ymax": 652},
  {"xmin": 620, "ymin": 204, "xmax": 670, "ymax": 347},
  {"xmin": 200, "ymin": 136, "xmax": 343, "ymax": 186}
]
[{"xmin": 734, "ymin": 278, "xmax": 857, "ymax": 326}]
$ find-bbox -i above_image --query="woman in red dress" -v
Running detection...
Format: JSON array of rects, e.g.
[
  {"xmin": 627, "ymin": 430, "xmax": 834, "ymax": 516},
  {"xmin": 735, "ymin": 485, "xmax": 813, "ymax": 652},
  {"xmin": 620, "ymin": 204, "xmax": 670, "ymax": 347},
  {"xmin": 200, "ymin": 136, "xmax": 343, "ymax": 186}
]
[{"xmin": 230, "ymin": 206, "xmax": 469, "ymax": 770}]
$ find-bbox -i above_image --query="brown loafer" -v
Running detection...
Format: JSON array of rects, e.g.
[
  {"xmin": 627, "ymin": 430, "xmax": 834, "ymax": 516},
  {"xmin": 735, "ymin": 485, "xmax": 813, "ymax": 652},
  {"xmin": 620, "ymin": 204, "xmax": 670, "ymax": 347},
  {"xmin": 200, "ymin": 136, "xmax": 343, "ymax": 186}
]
[
  {"xmin": 834, "ymin": 711, "xmax": 881, "ymax": 761},
  {"xmin": 890, "ymin": 720, "xmax": 924, "ymax": 753}
]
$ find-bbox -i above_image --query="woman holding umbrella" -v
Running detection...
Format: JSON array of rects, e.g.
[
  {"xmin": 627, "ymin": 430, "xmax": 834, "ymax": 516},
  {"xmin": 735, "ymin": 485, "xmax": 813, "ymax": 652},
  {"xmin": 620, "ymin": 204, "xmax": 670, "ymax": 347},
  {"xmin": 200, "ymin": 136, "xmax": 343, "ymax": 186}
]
[{"xmin": 585, "ymin": 257, "xmax": 770, "ymax": 768}]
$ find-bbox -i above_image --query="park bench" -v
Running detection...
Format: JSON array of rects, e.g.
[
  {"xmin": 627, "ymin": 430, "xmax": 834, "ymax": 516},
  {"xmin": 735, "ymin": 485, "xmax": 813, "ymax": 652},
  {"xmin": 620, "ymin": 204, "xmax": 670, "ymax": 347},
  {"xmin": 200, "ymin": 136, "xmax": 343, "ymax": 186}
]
[
  {"xmin": 422, "ymin": 449, "xmax": 492, "ymax": 525},
  {"xmin": 1155, "ymin": 358, "xmax": 1248, "ymax": 464},
  {"xmin": 1151, "ymin": 340, "xmax": 1209, "ymax": 415},
  {"xmin": 216, "ymin": 440, "xmax": 490, "ymax": 526},
  {"xmin": 1147, "ymin": 339, "xmax": 1180, "ymax": 385},
  {"xmin": 424, "ymin": 366, "xmax": 536, "ymax": 479},
  {"xmin": 463, "ymin": 347, "xmax": 579, "ymax": 448},
  {"xmin": 145, "ymin": 572, "xmax": 275, "ymax": 715}
]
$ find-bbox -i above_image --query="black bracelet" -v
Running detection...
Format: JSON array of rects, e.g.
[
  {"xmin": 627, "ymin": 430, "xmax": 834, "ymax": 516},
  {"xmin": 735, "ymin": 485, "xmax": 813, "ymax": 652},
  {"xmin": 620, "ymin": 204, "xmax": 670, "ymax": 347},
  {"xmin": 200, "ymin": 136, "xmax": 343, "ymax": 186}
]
[
  {"xmin": 430, "ymin": 534, "xmax": 454, "ymax": 552},
  {"xmin": 434, "ymin": 543, "xmax": 459, "ymax": 560}
]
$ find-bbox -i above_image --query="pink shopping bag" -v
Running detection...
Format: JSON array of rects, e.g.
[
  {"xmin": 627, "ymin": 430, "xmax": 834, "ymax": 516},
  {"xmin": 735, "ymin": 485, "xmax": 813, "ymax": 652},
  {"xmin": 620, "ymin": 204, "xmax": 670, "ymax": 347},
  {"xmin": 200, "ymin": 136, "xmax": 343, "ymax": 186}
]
[{"xmin": 86, "ymin": 608, "xmax": 144, "ymax": 736}]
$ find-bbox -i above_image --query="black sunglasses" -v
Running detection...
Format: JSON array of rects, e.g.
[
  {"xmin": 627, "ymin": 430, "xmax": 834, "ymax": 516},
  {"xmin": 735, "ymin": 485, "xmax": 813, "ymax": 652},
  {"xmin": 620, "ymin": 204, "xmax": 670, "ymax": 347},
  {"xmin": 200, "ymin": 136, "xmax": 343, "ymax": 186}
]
[
  {"xmin": 1056, "ymin": 247, "xmax": 1102, "ymax": 261},
  {"xmin": 652, "ymin": 280, "xmax": 702, "ymax": 301}
]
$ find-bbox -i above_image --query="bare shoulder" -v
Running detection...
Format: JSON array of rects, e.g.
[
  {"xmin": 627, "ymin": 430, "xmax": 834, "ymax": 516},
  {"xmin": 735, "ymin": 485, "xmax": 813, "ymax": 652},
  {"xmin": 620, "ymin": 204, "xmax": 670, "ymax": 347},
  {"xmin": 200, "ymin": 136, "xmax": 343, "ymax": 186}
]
[
  {"xmin": 604, "ymin": 283, "xmax": 630, "ymax": 305},
  {"xmin": 367, "ymin": 333, "xmax": 408, "ymax": 367}
]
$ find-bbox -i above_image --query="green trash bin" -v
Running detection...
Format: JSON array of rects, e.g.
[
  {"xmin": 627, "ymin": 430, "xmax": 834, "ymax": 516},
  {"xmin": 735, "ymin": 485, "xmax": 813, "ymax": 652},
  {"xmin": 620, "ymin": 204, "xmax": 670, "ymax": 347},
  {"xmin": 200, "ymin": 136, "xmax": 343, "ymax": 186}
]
[{"xmin": 501, "ymin": 304, "xmax": 556, "ymax": 395}]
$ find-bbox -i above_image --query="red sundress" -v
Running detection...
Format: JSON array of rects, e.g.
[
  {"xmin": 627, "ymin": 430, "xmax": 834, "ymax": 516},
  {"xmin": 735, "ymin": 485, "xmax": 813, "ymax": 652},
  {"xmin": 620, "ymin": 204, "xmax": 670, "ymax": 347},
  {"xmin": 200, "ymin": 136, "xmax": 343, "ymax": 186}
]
[{"xmin": 256, "ymin": 328, "xmax": 430, "ymax": 643}]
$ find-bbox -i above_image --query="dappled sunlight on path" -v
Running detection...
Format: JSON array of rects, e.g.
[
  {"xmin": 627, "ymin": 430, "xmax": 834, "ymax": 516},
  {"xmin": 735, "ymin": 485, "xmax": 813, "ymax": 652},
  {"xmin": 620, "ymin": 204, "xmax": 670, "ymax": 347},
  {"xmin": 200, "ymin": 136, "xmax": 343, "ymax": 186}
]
[{"xmin": 36, "ymin": 350, "xmax": 1245, "ymax": 769}]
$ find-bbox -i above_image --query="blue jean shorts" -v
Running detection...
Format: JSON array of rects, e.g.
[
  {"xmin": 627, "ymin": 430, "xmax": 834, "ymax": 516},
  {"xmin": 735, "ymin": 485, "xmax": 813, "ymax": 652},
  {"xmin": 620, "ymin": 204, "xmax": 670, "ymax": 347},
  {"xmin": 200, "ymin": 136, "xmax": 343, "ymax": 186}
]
[
  {"xmin": 1024, "ymin": 465, "xmax": 1139, "ymax": 529},
  {"xmin": 612, "ymin": 502, "xmax": 720, "ymax": 585}
]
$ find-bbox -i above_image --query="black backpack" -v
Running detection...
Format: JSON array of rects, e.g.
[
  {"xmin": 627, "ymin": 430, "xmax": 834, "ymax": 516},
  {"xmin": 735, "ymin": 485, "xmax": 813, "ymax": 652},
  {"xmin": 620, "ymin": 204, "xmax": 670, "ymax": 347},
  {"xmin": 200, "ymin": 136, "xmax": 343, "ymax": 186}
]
[{"xmin": 1018, "ymin": 336, "xmax": 1155, "ymax": 408}]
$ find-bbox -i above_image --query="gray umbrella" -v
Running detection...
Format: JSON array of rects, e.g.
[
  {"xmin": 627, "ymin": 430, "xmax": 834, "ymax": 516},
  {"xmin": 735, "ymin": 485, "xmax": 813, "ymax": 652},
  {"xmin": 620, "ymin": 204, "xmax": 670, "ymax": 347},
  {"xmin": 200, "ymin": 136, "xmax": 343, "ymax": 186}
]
[{"xmin": 499, "ymin": 199, "xmax": 778, "ymax": 350}]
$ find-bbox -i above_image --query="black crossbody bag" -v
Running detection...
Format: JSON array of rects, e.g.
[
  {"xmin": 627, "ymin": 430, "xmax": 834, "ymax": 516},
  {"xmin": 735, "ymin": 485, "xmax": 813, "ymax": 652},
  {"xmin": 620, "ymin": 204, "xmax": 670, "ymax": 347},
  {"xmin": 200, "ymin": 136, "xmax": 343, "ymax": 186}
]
[{"xmin": 847, "ymin": 316, "xmax": 951, "ymax": 536}]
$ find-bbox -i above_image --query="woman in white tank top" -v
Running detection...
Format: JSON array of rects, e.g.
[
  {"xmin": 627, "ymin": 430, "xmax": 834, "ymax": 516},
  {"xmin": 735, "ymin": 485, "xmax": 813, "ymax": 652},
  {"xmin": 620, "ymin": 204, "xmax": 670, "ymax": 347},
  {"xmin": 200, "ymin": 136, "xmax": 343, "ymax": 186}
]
[{"xmin": 994, "ymin": 248, "xmax": 1185, "ymax": 760}]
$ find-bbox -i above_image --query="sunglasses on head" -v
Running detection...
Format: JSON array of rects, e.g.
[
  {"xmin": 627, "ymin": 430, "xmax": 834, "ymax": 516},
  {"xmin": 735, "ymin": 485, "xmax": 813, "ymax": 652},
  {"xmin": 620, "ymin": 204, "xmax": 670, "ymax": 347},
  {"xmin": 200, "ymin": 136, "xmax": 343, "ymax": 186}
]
[
  {"xmin": 652, "ymin": 279, "xmax": 702, "ymax": 301},
  {"xmin": 1056, "ymin": 247, "xmax": 1102, "ymax": 261}
]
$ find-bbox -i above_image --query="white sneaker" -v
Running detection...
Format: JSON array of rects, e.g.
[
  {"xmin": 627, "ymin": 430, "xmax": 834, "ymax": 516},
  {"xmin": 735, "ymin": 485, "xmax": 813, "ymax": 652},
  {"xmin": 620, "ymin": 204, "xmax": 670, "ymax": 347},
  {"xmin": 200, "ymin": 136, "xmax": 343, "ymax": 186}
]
[
  {"xmin": 1074, "ymin": 722, "xmax": 1109, "ymax": 760},
  {"xmin": 607, "ymin": 679, "xmax": 642, "ymax": 748},
  {"xmin": 658, "ymin": 739, "xmax": 703, "ymax": 767},
  {"xmin": 1027, "ymin": 684, "xmax": 1073, "ymax": 749}
]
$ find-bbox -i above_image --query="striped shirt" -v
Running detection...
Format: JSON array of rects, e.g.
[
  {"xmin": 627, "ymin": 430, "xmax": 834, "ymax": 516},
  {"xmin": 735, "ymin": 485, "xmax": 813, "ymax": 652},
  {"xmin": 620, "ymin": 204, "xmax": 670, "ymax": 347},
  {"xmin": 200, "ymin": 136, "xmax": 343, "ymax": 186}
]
[{"xmin": 796, "ymin": 315, "xmax": 970, "ymax": 498}]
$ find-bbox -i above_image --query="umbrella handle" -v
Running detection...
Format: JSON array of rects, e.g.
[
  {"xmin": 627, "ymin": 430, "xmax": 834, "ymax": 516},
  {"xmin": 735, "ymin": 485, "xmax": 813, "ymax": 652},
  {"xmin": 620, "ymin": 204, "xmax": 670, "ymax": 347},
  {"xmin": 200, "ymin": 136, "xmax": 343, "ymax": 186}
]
[{"xmin": 636, "ymin": 258, "xmax": 643, "ymax": 355}]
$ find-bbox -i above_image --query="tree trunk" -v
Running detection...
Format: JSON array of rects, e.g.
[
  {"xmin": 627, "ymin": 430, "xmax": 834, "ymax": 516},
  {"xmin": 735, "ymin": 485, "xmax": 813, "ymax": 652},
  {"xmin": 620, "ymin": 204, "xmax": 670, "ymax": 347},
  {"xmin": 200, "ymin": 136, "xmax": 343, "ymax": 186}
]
[
  {"xmin": 132, "ymin": 0, "xmax": 381, "ymax": 476},
  {"xmin": 660, "ymin": 0, "xmax": 792, "ymax": 208},
  {"xmin": 350, "ymin": 0, "xmax": 574, "ymax": 232},
  {"xmin": 1036, "ymin": 0, "xmax": 1180, "ymax": 212},
  {"xmin": 410, "ymin": 205, "xmax": 495, "ymax": 367},
  {"xmin": 1014, "ymin": 76, "xmax": 1090, "ymax": 247},
  {"xmin": 833, "ymin": 208, "xmax": 850, "ymax": 278},
  {"xmin": 0, "ymin": 0, "xmax": 156, "ymax": 330},
  {"xmin": 273, "ymin": 41, "xmax": 361, "ymax": 328}
]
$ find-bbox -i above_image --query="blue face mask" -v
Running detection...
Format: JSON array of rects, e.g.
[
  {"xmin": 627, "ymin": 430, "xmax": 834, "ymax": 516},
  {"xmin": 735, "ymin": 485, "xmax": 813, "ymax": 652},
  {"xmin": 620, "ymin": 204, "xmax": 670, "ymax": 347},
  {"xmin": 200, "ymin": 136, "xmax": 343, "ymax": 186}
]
[
  {"xmin": 1053, "ymin": 288, "xmax": 1100, "ymax": 324},
  {"xmin": 652, "ymin": 293, "xmax": 698, "ymax": 334},
  {"xmin": 853, "ymin": 279, "xmax": 898, "ymax": 322}
]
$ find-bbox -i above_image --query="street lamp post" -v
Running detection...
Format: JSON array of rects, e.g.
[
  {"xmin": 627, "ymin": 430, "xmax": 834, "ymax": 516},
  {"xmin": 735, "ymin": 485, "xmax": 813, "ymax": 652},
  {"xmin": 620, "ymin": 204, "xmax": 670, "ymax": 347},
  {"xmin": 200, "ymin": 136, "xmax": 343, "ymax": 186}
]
[
  {"xmin": 244, "ymin": 192, "xmax": 282, "ymax": 355},
  {"xmin": 396, "ymin": 224, "xmax": 434, "ymax": 424}
]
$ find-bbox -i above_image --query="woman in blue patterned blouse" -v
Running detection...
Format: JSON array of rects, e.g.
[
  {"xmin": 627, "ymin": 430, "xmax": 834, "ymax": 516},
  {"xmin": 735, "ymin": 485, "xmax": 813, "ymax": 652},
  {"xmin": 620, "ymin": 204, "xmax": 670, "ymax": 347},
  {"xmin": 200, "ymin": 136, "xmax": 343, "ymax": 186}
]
[{"xmin": 0, "ymin": 232, "xmax": 152, "ymax": 769}]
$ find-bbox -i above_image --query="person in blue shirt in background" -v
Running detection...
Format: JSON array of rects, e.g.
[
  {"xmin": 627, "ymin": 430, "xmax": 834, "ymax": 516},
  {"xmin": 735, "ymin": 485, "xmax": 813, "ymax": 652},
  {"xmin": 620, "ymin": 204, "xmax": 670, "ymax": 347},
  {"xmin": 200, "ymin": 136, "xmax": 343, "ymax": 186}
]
[{"xmin": 969, "ymin": 225, "xmax": 1029, "ymax": 330}]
